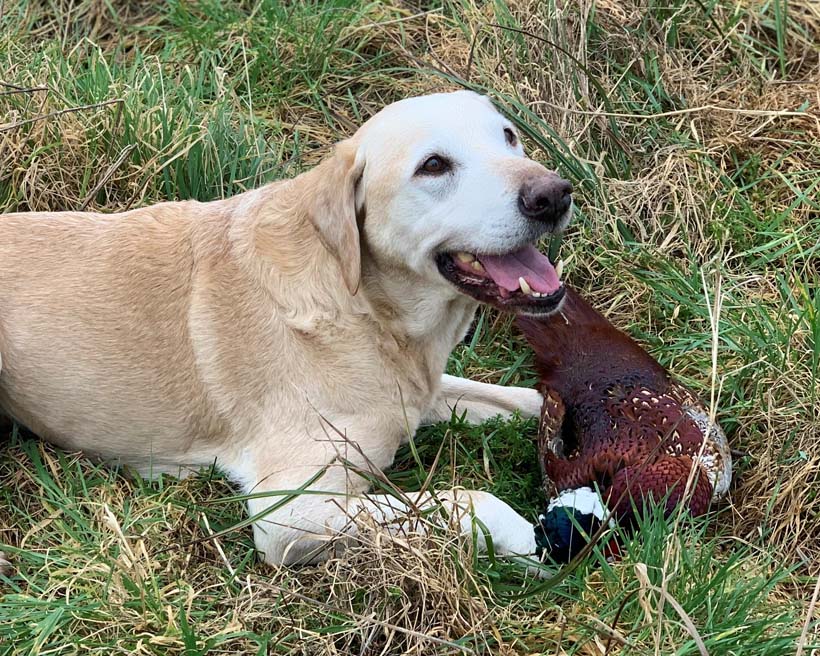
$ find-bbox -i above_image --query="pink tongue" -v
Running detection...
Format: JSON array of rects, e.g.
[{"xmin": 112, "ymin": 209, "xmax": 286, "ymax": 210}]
[{"xmin": 478, "ymin": 245, "xmax": 561, "ymax": 294}]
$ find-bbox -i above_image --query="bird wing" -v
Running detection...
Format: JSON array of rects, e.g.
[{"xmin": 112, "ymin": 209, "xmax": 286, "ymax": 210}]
[{"xmin": 536, "ymin": 387, "xmax": 565, "ymax": 493}]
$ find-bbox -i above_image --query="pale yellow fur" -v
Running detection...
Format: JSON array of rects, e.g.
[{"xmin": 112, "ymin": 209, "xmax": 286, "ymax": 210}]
[{"xmin": 0, "ymin": 91, "xmax": 560, "ymax": 565}]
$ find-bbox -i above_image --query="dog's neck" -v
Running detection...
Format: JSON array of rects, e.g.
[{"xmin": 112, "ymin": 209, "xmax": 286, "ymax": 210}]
[
  {"xmin": 235, "ymin": 196, "xmax": 479, "ymax": 384},
  {"xmin": 358, "ymin": 255, "xmax": 478, "ymax": 361}
]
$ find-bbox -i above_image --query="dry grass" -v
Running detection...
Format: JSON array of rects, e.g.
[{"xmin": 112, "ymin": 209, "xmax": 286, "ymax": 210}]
[{"xmin": 1, "ymin": 0, "xmax": 819, "ymax": 653}]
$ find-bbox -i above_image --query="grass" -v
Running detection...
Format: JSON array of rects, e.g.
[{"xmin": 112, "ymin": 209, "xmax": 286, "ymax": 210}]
[{"xmin": 1, "ymin": 0, "xmax": 819, "ymax": 653}]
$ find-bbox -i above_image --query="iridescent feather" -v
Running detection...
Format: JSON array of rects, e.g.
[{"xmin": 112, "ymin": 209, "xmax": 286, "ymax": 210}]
[{"xmin": 518, "ymin": 286, "xmax": 731, "ymax": 561}]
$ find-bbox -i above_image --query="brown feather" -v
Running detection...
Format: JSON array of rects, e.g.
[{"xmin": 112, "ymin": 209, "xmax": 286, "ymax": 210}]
[{"xmin": 519, "ymin": 285, "xmax": 726, "ymax": 524}]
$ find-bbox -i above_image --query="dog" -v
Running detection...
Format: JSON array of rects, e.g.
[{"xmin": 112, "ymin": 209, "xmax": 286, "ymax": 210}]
[{"xmin": 0, "ymin": 90, "xmax": 573, "ymax": 568}]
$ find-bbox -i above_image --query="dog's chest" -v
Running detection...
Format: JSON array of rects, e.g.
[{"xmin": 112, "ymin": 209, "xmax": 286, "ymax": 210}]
[{"xmin": 300, "ymin": 316, "xmax": 440, "ymax": 414}]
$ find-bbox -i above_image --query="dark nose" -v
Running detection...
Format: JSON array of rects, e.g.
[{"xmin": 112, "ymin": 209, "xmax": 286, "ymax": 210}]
[{"xmin": 518, "ymin": 174, "xmax": 573, "ymax": 224}]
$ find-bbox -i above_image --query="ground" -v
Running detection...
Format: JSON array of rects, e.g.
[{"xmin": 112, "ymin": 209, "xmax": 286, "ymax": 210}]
[{"xmin": 0, "ymin": 1, "xmax": 819, "ymax": 654}]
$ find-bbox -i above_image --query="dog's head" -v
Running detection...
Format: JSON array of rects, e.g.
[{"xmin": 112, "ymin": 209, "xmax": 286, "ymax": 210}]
[{"xmin": 307, "ymin": 90, "xmax": 573, "ymax": 317}]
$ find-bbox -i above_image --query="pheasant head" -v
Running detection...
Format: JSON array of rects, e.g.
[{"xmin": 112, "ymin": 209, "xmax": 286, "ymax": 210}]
[{"xmin": 535, "ymin": 486, "xmax": 612, "ymax": 562}]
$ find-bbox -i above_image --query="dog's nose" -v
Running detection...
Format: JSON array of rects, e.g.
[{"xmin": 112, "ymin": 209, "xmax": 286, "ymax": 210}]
[{"xmin": 518, "ymin": 174, "xmax": 573, "ymax": 224}]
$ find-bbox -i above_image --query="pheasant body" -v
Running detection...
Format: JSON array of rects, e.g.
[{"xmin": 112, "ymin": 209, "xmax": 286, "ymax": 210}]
[{"xmin": 518, "ymin": 286, "xmax": 731, "ymax": 562}]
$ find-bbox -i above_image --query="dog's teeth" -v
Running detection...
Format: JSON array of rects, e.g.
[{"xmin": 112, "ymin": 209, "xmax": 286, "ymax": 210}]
[
  {"xmin": 554, "ymin": 259, "xmax": 565, "ymax": 278},
  {"xmin": 456, "ymin": 252, "xmax": 476, "ymax": 263},
  {"xmin": 519, "ymin": 277, "xmax": 532, "ymax": 295},
  {"xmin": 471, "ymin": 260, "xmax": 485, "ymax": 272},
  {"xmin": 532, "ymin": 291, "xmax": 542, "ymax": 297}
]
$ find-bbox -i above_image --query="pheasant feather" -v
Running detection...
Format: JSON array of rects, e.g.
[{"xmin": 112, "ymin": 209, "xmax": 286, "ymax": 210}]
[{"xmin": 518, "ymin": 286, "xmax": 731, "ymax": 562}]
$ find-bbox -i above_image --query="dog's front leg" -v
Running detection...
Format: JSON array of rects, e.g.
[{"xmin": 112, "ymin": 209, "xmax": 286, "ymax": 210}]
[
  {"xmin": 353, "ymin": 489, "xmax": 539, "ymax": 558},
  {"xmin": 422, "ymin": 374, "xmax": 543, "ymax": 425},
  {"xmin": 241, "ymin": 473, "xmax": 538, "ymax": 566}
]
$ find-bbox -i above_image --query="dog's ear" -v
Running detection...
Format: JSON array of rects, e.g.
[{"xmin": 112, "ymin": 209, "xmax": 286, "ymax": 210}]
[{"xmin": 306, "ymin": 138, "xmax": 365, "ymax": 295}]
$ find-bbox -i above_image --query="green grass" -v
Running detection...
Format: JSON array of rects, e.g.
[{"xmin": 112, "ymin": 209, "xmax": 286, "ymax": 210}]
[{"xmin": 2, "ymin": 0, "xmax": 819, "ymax": 653}]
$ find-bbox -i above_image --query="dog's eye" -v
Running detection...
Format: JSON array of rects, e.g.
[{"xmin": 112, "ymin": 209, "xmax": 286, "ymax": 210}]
[
  {"xmin": 417, "ymin": 155, "xmax": 451, "ymax": 176},
  {"xmin": 504, "ymin": 127, "xmax": 517, "ymax": 147}
]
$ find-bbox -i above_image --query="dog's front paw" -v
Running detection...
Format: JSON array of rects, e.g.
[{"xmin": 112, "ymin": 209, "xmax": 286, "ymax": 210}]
[
  {"xmin": 456, "ymin": 491, "xmax": 538, "ymax": 556},
  {"xmin": 495, "ymin": 522, "xmax": 539, "ymax": 556}
]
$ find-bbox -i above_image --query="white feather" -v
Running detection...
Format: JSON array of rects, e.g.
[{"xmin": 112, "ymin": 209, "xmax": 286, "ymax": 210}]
[{"xmin": 546, "ymin": 486, "xmax": 613, "ymax": 526}]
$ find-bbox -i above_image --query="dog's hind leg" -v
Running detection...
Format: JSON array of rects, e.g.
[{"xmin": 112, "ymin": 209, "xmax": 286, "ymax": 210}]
[
  {"xmin": 0, "ymin": 552, "xmax": 11, "ymax": 577},
  {"xmin": 0, "ymin": 341, "xmax": 13, "ymax": 577},
  {"xmin": 0, "ymin": 348, "xmax": 11, "ymax": 439}
]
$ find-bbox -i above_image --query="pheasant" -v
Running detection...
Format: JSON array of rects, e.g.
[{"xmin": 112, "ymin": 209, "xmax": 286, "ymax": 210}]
[{"xmin": 516, "ymin": 285, "xmax": 732, "ymax": 563}]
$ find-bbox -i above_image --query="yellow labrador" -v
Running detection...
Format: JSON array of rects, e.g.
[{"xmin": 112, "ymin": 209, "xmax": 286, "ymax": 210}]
[{"xmin": 0, "ymin": 91, "xmax": 573, "ymax": 567}]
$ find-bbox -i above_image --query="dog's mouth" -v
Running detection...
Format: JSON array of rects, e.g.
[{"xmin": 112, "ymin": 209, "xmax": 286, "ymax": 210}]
[{"xmin": 436, "ymin": 245, "xmax": 565, "ymax": 316}]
